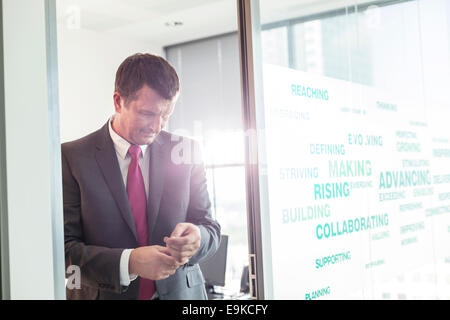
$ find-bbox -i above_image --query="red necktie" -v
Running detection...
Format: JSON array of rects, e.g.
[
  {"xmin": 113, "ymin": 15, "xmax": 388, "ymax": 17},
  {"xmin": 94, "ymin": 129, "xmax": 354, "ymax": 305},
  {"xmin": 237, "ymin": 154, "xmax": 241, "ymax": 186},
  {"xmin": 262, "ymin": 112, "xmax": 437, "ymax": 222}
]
[{"xmin": 127, "ymin": 145, "xmax": 154, "ymax": 300}]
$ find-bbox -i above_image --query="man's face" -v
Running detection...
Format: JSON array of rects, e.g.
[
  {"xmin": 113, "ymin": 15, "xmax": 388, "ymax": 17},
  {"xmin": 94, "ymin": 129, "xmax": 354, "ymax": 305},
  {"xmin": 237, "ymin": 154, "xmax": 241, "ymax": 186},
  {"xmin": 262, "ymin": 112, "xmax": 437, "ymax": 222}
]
[{"xmin": 113, "ymin": 85, "xmax": 176, "ymax": 145}]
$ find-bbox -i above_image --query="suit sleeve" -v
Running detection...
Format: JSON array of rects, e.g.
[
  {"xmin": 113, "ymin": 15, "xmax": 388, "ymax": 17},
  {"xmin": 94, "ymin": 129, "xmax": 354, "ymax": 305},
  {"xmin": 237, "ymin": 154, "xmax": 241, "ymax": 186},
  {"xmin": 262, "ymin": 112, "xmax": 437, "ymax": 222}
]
[
  {"xmin": 62, "ymin": 147, "xmax": 125, "ymax": 294},
  {"xmin": 184, "ymin": 141, "xmax": 221, "ymax": 265}
]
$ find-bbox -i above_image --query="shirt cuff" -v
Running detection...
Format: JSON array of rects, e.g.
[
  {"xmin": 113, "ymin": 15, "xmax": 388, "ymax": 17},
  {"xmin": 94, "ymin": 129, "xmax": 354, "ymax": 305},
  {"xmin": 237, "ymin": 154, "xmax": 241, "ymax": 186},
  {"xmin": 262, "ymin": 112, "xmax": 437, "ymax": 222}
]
[{"xmin": 120, "ymin": 249, "xmax": 138, "ymax": 287}]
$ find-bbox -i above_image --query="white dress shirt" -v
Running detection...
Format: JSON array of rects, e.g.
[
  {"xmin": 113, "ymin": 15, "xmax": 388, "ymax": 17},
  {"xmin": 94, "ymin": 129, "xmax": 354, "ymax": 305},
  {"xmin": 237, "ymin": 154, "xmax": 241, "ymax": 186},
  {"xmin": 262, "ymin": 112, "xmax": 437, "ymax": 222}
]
[{"xmin": 108, "ymin": 117, "xmax": 150, "ymax": 287}]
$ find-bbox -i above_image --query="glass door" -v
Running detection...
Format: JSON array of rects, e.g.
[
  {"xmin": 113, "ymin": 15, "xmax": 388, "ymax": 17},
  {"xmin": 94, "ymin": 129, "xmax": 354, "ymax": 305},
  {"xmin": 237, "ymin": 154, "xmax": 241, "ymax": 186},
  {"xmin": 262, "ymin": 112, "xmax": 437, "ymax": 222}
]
[{"xmin": 242, "ymin": 0, "xmax": 450, "ymax": 299}]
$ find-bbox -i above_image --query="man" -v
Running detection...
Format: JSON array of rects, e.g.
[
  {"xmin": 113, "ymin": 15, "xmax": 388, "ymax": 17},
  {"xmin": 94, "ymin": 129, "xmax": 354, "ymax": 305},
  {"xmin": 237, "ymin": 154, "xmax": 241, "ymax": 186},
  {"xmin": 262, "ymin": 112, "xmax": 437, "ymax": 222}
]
[{"xmin": 62, "ymin": 53, "xmax": 221, "ymax": 300}]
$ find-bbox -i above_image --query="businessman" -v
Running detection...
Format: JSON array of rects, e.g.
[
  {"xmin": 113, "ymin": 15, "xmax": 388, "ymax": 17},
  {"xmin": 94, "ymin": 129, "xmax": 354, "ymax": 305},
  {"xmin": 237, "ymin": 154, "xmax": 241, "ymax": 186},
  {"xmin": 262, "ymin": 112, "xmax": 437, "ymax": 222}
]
[{"xmin": 62, "ymin": 53, "xmax": 221, "ymax": 300}]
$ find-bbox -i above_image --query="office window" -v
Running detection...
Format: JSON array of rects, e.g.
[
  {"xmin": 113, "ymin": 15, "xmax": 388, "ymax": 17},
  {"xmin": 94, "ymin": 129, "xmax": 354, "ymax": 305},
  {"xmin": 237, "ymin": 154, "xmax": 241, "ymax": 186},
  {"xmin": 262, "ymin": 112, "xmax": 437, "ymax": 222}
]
[
  {"xmin": 261, "ymin": 27, "xmax": 289, "ymax": 68},
  {"xmin": 166, "ymin": 32, "xmax": 249, "ymax": 295}
]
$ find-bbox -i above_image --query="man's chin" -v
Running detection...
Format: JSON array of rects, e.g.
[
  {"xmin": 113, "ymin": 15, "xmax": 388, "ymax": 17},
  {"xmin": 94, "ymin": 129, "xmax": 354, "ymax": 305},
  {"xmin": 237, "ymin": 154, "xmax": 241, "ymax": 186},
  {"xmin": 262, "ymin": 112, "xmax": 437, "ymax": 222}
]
[{"xmin": 139, "ymin": 135, "xmax": 157, "ymax": 145}]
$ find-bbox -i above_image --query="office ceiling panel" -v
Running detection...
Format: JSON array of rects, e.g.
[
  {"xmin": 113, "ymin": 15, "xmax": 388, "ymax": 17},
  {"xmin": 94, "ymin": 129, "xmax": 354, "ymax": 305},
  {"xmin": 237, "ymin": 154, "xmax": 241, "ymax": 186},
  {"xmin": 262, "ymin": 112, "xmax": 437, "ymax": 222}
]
[
  {"xmin": 123, "ymin": 0, "xmax": 219, "ymax": 15},
  {"xmin": 56, "ymin": 0, "xmax": 379, "ymax": 47}
]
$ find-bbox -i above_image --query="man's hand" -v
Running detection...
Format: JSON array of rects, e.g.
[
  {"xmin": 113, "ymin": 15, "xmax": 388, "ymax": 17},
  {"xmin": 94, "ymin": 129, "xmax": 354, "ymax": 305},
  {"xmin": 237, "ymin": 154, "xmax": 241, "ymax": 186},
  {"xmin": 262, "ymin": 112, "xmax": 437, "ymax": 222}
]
[
  {"xmin": 129, "ymin": 245, "xmax": 179, "ymax": 281},
  {"xmin": 164, "ymin": 223, "xmax": 201, "ymax": 265}
]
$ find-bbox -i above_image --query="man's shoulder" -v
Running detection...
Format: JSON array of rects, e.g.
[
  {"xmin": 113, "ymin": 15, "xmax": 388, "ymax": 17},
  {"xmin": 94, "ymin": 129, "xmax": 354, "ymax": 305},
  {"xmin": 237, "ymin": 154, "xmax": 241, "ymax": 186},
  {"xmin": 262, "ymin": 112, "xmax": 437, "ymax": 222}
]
[
  {"xmin": 158, "ymin": 131, "xmax": 204, "ymax": 166},
  {"xmin": 61, "ymin": 124, "xmax": 107, "ymax": 155},
  {"xmin": 158, "ymin": 130, "xmax": 199, "ymax": 146}
]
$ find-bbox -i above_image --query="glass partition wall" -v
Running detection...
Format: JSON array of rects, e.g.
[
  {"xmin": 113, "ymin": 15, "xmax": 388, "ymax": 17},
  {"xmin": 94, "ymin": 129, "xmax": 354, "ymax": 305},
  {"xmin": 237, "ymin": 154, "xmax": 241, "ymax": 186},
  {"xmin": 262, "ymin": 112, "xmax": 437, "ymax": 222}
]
[
  {"xmin": 56, "ymin": 0, "xmax": 248, "ymax": 298},
  {"xmin": 244, "ymin": 0, "xmax": 450, "ymax": 299}
]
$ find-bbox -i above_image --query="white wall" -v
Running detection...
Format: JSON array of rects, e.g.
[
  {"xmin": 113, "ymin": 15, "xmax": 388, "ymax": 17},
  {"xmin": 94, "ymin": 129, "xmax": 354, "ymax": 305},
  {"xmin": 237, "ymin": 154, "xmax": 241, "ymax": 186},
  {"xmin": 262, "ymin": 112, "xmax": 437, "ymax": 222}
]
[
  {"xmin": 2, "ymin": 0, "xmax": 64, "ymax": 299},
  {"xmin": 57, "ymin": 24, "xmax": 162, "ymax": 142}
]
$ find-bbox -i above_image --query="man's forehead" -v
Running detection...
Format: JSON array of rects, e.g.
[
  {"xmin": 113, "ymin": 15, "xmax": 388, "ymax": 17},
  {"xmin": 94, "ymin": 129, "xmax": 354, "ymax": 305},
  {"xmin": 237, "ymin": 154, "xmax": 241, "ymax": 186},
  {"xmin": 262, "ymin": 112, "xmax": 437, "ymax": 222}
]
[{"xmin": 135, "ymin": 98, "xmax": 175, "ymax": 114}]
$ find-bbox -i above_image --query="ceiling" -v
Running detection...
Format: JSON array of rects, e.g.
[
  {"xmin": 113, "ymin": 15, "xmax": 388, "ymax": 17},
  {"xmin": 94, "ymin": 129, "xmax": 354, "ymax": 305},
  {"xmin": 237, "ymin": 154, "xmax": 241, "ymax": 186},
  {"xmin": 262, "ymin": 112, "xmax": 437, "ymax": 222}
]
[{"xmin": 56, "ymin": 0, "xmax": 379, "ymax": 47}]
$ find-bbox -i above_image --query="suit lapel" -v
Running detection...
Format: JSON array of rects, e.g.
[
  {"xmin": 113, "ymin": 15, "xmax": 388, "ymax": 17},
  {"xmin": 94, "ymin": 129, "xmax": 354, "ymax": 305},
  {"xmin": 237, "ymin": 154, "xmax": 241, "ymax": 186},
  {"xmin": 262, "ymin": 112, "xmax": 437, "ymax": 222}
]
[
  {"xmin": 94, "ymin": 123, "xmax": 138, "ymax": 243},
  {"xmin": 147, "ymin": 133, "xmax": 169, "ymax": 240}
]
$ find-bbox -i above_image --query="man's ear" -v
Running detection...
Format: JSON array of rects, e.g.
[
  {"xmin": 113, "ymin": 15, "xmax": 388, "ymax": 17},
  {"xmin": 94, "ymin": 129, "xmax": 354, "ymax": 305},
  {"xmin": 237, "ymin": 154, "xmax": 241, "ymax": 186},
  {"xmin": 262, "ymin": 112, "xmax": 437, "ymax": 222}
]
[{"xmin": 113, "ymin": 92, "xmax": 123, "ymax": 113}]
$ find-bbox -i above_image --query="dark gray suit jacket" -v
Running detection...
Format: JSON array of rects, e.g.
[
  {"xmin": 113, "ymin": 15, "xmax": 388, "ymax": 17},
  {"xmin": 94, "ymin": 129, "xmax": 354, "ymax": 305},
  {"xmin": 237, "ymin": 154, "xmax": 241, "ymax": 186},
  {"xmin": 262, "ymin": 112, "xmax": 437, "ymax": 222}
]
[{"xmin": 62, "ymin": 122, "xmax": 221, "ymax": 300}]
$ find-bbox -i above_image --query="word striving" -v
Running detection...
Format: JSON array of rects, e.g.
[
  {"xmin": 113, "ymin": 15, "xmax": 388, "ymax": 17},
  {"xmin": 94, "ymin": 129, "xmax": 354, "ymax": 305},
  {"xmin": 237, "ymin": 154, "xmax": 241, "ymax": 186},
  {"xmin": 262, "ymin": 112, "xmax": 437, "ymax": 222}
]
[{"xmin": 279, "ymin": 167, "xmax": 318, "ymax": 180}]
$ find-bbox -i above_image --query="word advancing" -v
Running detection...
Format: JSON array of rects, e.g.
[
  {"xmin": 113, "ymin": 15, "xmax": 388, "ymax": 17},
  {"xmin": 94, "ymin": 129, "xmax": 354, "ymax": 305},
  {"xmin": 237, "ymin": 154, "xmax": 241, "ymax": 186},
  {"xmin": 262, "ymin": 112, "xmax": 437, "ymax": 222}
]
[
  {"xmin": 305, "ymin": 286, "xmax": 331, "ymax": 300},
  {"xmin": 379, "ymin": 170, "xmax": 431, "ymax": 189},
  {"xmin": 314, "ymin": 182, "xmax": 350, "ymax": 200},
  {"xmin": 315, "ymin": 252, "xmax": 351, "ymax": 269},
  {"xmin": 316, "ymin": 213, "xmax": 389, "ymax": 240},
  {"xmin": 291, "ymin": 84, "xmax": 329, "ymax": 100}
]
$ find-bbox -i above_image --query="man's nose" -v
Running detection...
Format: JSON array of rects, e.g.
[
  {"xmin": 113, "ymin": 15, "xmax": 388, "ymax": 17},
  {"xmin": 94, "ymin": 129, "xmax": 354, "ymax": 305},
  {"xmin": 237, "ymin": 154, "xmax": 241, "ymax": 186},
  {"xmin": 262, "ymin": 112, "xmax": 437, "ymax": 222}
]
[{"xmin": 148, "ymin": 115, "xmax": 162, "ymax": 131}]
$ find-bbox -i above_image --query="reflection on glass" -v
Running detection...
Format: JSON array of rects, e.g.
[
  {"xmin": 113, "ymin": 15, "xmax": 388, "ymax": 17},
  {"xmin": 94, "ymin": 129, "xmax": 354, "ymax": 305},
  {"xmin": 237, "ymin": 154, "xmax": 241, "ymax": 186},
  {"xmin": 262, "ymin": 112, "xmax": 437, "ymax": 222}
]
[{"xmin": 261, "ymin": 27, "xmax": 289, "ymax": 67}]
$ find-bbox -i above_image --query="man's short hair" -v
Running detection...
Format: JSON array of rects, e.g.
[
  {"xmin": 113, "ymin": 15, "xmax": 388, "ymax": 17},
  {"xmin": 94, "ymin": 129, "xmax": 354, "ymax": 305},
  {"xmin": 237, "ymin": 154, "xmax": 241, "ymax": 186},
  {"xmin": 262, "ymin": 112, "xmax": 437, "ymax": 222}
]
[{"xmin": 114, "ymin": 53, "xmax": 180, "ymax": 103}]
